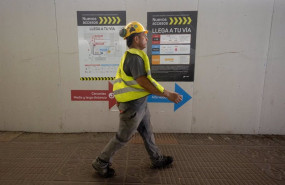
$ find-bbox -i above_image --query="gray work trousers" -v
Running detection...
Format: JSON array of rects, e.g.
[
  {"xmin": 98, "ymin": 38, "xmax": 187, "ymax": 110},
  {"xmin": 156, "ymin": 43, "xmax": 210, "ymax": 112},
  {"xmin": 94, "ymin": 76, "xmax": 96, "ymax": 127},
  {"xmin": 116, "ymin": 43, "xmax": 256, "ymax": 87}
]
[{"xmin": 98, "ymin": 97, "xmax": 161, "ymax": 163}]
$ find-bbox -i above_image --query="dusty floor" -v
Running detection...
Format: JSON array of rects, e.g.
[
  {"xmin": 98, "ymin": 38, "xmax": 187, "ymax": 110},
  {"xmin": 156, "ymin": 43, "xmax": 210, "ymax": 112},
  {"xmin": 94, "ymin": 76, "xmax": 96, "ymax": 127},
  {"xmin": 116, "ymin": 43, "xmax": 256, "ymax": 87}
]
[{"xmin": 0, "ymin": 132, "xmax": 284, "ymax": 185}]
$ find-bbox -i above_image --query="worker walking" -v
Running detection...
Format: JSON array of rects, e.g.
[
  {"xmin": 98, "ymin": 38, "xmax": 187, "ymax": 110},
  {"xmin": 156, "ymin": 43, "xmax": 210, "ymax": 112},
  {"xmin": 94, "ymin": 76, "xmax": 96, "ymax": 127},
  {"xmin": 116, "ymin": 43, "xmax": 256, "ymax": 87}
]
[{"xmin": 92, "ymin": 21, "xmax": 182, "ymax": 178}]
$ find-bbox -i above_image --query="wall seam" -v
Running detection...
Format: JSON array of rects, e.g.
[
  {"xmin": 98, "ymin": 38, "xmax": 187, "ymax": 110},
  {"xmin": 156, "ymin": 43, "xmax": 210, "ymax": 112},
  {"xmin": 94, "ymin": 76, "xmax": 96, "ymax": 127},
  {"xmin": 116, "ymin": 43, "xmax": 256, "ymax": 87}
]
[
  {"xmin": 53, "ymin": 0, "xmax": 61, "ymax": 85},
  {"xmin": 53, "ymin": 0, "xmax": 63, "ymax": 130},
  {"xmin": 257, "ymin": 0, "xmax": 275, "ymax": 134},
  {"xmin": 191, "ymin": 0, "xmax": 200, "ymax": 133}
]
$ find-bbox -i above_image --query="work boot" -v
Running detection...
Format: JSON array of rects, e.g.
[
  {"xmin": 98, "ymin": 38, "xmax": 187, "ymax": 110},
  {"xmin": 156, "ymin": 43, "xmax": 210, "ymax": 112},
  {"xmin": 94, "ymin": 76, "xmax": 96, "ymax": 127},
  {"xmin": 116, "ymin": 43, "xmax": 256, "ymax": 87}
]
[
  {"xmin": 92, "ymin": 158, "xmax": 115, "ymax": 178},
  {"xmin": 151, "ymin": 155, "xmax": 173, "ymax": 169}
]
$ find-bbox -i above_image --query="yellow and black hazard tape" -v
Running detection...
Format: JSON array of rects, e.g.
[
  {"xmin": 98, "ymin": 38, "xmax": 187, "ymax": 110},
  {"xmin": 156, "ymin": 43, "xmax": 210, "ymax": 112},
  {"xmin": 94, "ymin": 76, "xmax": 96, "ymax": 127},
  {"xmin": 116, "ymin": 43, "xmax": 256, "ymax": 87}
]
[
  {"xmin": 80, "ymin": 77, "xmax": 115, "ymax": 81},
  {"xmin": 99, "ymin": 16, "xmax": 121, "ymax": 24},
  {"xmin": 169, "ymin": 17, "xmax": 192, "ymax": 25}
]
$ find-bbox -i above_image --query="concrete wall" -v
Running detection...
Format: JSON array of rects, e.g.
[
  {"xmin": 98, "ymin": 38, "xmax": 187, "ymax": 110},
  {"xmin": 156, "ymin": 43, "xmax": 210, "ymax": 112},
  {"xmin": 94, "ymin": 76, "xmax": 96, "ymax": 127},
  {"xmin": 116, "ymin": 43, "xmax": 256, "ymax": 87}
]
[
  {"xmin": 0, "ymin": 0, "xmax": 284, "ymax": 134},
  {"xmin": 259, "ymin": 0, "xmax": 285, "ymax": 135},
  {"xmin": 193, "ymin": 0, "xmax": 274, "ymax": 134}
]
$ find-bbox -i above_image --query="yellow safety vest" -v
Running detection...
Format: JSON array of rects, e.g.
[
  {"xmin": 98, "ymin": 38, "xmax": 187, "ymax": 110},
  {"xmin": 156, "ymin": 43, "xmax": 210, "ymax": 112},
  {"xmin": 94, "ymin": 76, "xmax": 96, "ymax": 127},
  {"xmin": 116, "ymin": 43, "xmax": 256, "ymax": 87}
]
[{"xmin": 113, "ymin": 48, "xmax": 164, "ymax": 102}]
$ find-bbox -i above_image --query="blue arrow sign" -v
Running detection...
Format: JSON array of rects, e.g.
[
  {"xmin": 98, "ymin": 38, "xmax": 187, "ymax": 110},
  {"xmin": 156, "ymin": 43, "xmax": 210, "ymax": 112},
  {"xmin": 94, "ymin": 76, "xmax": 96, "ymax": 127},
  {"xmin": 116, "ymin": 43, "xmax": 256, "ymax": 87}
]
[{"xmin": 147, "ymin": 83, "xmax": 192, "ymax": 111}]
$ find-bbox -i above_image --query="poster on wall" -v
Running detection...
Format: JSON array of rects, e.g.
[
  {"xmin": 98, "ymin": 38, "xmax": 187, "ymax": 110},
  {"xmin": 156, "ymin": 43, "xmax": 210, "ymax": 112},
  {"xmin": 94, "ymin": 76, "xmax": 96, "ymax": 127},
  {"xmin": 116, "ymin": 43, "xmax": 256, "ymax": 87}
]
[
  {"xmin": 147, "ymin": 11, "xmax": 197, "ymax": 81},
  {"xmin": 77, "ymin": 11, "xmax": 126, "ymax": 81}
]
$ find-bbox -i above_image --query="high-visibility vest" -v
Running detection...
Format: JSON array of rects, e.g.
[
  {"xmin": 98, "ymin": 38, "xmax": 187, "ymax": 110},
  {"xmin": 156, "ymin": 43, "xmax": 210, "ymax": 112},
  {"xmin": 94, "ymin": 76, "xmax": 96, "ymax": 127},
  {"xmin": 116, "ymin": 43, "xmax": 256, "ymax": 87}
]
[{"xmin": 113, "ymin": 48, "xmax": 164, "ymax": 102}]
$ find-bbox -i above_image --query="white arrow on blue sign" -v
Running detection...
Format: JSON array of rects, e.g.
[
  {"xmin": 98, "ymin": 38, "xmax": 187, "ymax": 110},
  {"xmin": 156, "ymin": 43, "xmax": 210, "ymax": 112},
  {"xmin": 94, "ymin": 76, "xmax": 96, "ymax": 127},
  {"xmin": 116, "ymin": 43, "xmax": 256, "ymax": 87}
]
[{"xmin": 147, "ymin": 83, "xmax": 192, "ymax": 111}]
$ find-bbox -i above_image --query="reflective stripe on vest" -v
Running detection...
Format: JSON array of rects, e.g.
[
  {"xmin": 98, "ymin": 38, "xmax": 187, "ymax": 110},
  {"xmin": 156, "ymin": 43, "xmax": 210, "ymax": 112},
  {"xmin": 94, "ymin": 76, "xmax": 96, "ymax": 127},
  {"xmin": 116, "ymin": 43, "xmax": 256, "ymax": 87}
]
[
  {"xmin": 113, "ymin": 48, "xmax": 164, "ymax": 102},
  {"xmin": 113, "ymin": 87, "xmax": 146, "ymax": 95},
  {"xmin": 114, "ymin": 78, "xmax": 137, "ymax": 86}
]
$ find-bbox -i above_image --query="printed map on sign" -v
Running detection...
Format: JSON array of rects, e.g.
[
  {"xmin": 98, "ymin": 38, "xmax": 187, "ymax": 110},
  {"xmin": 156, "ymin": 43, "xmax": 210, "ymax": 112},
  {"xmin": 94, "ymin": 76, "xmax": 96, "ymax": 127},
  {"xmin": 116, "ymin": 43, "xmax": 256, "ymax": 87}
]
[{"xmin": 77, "ymin": 11, "xmax": 126, "ymax": 80}]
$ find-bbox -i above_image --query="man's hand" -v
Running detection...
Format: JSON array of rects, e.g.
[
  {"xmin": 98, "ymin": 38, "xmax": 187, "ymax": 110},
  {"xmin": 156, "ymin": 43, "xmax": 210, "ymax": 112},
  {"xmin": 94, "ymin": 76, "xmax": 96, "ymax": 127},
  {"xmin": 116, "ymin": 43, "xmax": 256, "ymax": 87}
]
[
  {"xmin": 136, "ymin": 76, "xmax": 182, "ymax": 104},
  {"xmin": 163, "ymin": 90, "xmax": 182, "ymax": 104}
]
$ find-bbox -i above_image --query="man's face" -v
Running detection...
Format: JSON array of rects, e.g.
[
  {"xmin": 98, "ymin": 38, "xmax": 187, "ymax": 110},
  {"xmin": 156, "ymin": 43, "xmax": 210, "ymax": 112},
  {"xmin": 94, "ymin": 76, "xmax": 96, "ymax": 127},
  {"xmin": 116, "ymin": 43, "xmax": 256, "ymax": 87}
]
[{"xmin": 136, "ymin": 32, "xmax": 148, "ymax": 50}]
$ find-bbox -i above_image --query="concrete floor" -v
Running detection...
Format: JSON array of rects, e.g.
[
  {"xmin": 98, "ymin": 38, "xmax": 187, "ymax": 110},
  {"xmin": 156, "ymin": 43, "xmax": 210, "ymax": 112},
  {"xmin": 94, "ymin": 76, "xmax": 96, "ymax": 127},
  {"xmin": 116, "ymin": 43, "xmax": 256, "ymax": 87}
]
[{"xmin": 0, "ymin": 132, "xmax": 284, "ymax": 185}]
